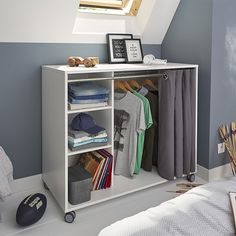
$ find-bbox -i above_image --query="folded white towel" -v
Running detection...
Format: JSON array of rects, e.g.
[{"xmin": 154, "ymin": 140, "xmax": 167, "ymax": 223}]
[{"xmin": 0, "ymin": 146, "xmax": 13, "ymax": 200}]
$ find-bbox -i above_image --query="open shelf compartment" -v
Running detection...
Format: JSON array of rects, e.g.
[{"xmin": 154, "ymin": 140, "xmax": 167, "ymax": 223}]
[
  {"xmin": 67, "ymin": 78, "xmax": 113, "ymax": 113},
  {"xmin": 67, "ymin": 109, "xmax": 113, "ymax": 155},
  {"xmin": 66, "ymin": 168, "xmax": 167, "ymax": 212}
]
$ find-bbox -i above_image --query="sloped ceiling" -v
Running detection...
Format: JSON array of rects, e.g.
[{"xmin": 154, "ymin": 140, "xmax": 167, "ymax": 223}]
[
  {"xmin": 140, "ymin": 0, "xmax": 181, "ymax": 44},
  {"xmin": 0, "ymin": 0, "xmax": 180, "ymax": 44}
]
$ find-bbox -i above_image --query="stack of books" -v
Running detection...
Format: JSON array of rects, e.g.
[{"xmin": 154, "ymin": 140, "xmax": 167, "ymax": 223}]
[
  {"xmin": 77, "ymin": 150, "xmax": 113, "ymax": 190},
  {"xmin": 68, "ymin": 82, "xmax": 109, "ymax": 110}
]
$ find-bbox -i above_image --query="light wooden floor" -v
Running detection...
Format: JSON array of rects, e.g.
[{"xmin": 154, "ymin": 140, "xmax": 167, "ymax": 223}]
[{"xmin": 0, "ymin": 176, "xmax": 205, "ymax": 236}]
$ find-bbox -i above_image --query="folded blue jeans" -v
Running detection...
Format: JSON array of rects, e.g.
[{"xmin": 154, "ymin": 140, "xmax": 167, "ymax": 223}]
[{"xmin": 69, "ymin": 82, "xmax": 109, "ymax": 96}]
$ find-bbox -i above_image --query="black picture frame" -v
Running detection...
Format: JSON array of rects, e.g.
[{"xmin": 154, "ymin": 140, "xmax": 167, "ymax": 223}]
[
  {"xmin": 124, "ymin": 39, "xmax": 143, "ymax": 63},
  {"xmin": 107, "ymin": 33, "xmax": 133, "ymax": 64}
]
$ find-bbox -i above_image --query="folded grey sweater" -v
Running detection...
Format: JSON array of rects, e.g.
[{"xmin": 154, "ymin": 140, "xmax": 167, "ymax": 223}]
[{"xmin": 0, "ymin": 146, "xmax": 13, "ymax": 200}]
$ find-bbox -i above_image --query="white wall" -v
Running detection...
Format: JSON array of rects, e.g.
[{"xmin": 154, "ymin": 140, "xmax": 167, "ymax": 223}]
[
  {"xmin": 0, "ymin": 0, "xmax": 78, "ymax": 43},
  {"xmin": 141, "ymin": 0, "xmax": 181, "ymax": 44},
  {"xmin": 0, "ymin": 0, "xmax": 180, "ymax": 44}
]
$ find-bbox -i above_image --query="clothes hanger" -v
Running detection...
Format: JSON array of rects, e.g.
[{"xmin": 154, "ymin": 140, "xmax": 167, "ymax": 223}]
[
  {"xmin": 114, "ymin": 81, "xmax": 128, "ymax": 93},
  {"xmin": 121, "ymin": 81, "xmax": 133, "ymax": 92},
  {"xmin": 128, "ymin": 80, "xmax": 141, "ymax": 90},
  {"xmin": 142, "ymin": 79, "xmax": 158, "ymax": 91}
]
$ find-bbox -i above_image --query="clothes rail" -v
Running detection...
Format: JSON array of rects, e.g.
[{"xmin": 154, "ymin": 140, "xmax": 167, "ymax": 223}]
[{"xmin": 114, "ymin": 72, "xmax": 168, "ymax": 81}]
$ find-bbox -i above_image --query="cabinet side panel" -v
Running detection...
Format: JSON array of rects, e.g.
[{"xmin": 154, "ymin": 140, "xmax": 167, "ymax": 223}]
[
  {"xmin": 195, "ymin": 68, "xmax": 198, "ymax": 172},
  {"xmin": 42, "ymin": 67, "xmax": 67, "ymax": 212},
  {"xmin": 110, "ymin": 79, "xmax": 114, "ymax": 187}
]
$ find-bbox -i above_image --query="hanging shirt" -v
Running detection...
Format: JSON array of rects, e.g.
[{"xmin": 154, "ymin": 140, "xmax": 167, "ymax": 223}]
[
  {"xmin": 114, "ymin": 92, "xmax": 145, "ymax": 177},
  {"xmin": 133, "ymin": 91, "xmax": 153, "ymax": 174},
  {"xmin": 141, "ymin": 86, "xmax": 159, "ymax": 171},
  {"xmin": 138, "ymin": 86, "xmax": 149, "ymax": 96}
]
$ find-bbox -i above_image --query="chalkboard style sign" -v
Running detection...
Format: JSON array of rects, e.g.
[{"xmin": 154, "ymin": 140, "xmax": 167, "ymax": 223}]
[{"xmin": 107, "ymin": 34, "xmax": 133, "ymax": 63}]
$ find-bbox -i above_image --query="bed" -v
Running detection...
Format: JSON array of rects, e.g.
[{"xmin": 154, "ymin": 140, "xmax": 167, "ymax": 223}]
[{"xmin": 98, "ymin": 178, "xmax": 236, "ymax": 236}]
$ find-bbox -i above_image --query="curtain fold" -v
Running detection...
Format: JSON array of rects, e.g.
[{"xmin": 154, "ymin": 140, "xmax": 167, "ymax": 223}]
[
  {"xmin": 190, "ymin": 69, "xmax": 196, "ymax": 173},
  {"xmin": 158, "ymin": 70, "xmax": 176, "ymax": 180},
  {"xmin": 174, "ymin": 70, "xmax": 184, "ymax": 178},
  {"xmin": 182, "ymin": 69, "xmax": 192, "ymax": 175},
  {"xmin": 157, "ymin": 69, "xmax": 196, "ymax": 180}
]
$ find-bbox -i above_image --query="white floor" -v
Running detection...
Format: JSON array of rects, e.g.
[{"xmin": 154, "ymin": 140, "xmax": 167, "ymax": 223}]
[
  {"xmin": 0, "ymin": 175, "xmax": 205, "ymax": 236},
  {"xmin": 67, "ymin": 168, "xmax": 168, "ymax": 211}
]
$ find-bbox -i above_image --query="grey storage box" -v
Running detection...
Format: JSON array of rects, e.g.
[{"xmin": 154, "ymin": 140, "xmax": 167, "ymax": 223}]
[{"xmin": 68, "ymin": 165, "xmax": 92, "ymax": 205}]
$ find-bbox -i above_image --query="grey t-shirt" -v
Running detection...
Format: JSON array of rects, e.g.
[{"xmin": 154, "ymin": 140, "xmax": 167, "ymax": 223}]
[{"xmin": 114, "ymin": 92, "xmax": 145, "ymax": 177}]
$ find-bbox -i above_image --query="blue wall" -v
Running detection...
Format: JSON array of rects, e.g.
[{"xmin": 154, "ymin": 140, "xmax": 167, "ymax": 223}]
[
  {"xmin": 163, "ymin": 0, "xmax": 236, "ymax": 170},
  {"xmin": 162, "ymin": 0, "xmax": 213, "ymax": 169},
  {"xmin": 4, "ymin": 0, "xmax": 235, "ymax": 178},
  {"xmin": 209, "ymin": 0, "xmax": 236, "ymax": 168},
  {"xmin": 0, "ymin": 43, "xmax": 161, "ymax": 179}
]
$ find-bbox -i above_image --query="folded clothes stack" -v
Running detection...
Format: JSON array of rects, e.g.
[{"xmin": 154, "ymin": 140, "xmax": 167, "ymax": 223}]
[
  {"xmin": 68, "ymin": 113, "xmax": 108, "ymax": 151},
  {"xmin": 68, "ymin": 82, "xmax": 109, "ymax": 110}
]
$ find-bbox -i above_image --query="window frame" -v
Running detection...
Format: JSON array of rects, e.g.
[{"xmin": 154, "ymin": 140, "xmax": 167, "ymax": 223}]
[
  {"xmin": 79, "ymin": 0, "xmax": 142, "ymax": 16},
  {"xmin": 80, "ymin": 0, "xmax": 127, "ymax": 9}
]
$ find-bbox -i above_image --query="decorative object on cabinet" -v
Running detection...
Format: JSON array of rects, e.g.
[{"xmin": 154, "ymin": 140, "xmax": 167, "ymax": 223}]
[
  {"xmin": 107, "ymin": 33, "xmax": 133, "ymax": 63},
  {"xmin": 67, "ymin": 56, "xmax": 99, "ymax": 67},
  {"xmin": 124, "ymin": 39, "xmax": 143, "ymax": 63},
  {"xmin": 67, "ymin": 57, "xmax": 84, "ymax": 67},
  {"xmin": 143, "ymin": 54, "xmax": 167, "ymax": 65}
]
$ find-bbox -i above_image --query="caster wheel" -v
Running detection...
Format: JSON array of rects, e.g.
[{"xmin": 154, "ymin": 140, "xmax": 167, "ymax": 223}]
[
  {"xmin": 43, "ymin": 181, "xmax": 50, "ymax": 191},
  {"xmin": 64, "ymin": 211, "xmax": 76, "ymax": 223},
  {"xmin": 187, "ymin": 174, "xmax": 195, "ymax": 182}
]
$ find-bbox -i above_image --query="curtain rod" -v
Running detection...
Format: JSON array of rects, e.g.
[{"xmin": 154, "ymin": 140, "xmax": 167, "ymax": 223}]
[{"xmin": 114, "ymin": 72, "xmax": 168, "ymax": 80}]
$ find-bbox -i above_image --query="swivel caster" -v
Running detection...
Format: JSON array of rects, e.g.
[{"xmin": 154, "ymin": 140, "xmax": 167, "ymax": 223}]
[
  {"xmin": 64, "ymin": 211, "xmax": 76, "ymax": 223},
  {"xmin": 187, "ymin": 174, "xmax": 195, "ymax": 182},
  {"xmin": 43, "ymin": 181, "xmax": 50, "ymax": 191}
]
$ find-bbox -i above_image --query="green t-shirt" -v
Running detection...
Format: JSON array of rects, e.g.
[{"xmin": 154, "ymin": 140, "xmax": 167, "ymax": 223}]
[{"xmin": 133, "ymin": 91, "xmax": 153, "ymax": 174}]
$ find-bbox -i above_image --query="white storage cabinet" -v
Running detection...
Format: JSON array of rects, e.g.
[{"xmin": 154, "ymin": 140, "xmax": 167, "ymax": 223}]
[{"xmin": 42, "ymin": 63, "xmax": 198, "ymax": 222}]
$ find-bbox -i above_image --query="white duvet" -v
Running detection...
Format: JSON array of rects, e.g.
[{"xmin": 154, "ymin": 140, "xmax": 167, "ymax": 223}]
[{"xmin": 99, "ymin": 178, "xmax": 236, "ymax": 236}]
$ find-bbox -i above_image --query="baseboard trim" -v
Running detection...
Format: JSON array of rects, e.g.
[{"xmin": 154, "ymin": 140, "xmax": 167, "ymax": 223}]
[
  {"xmin": 197, "ymin": 165, "xmax": 209, "ymax": 181},
  {"xmin": 197, "ymin": 163, "xmax": 233, "ymax": 181},
  {"xmin": 9, "ymin": 163, "xmax": 234, "ymax": 194},
  {"xmin": 0, "ymin": 174, "xmax": 42, "ymax": 223},
  {"xmin": 11, "ymin": 174, "xmax": 42, "ymax": 193}
]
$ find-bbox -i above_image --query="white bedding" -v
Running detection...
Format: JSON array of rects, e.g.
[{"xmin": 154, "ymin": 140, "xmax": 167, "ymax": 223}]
[{"xmin": 99, "ymin": 178, "xmax": 236, "ymax": 236}]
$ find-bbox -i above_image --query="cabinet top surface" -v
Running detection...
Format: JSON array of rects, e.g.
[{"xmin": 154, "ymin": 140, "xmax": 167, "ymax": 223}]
[{"xmin": 43, "ymin": 63, "xmax": 198, "ymax": 74}]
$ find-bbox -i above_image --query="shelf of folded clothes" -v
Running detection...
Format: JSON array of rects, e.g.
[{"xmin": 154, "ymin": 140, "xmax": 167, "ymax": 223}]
[
  {"xmin": 68, "ymin": 82, "xmax": 111, "ymax": 111},
  {"xmin": 68, "ymin": 112, "xmax": 111, "ymax": 156}
]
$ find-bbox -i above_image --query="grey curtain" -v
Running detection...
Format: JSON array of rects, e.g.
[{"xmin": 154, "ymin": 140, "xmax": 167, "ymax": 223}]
[{"xmin": 157, "ymin": 69, "xmax": 196, "ymax": 180}]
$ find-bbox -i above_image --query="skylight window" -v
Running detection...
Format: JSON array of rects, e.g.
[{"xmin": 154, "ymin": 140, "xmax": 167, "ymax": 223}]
[{"xmin": 79, "ymin": 0, "xmax": 142, "ymax": 16}]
